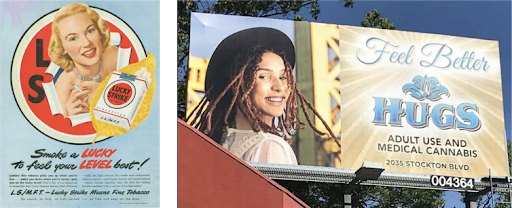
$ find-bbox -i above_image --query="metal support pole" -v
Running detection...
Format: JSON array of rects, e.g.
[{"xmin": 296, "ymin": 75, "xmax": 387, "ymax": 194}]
[
  {"xmin": 342, "ymin": 182, "xmax": 356, "ymax": 208},
  {"xmin": 343, "ymin": 162, "xmax": 383, "ymax": 208},
  {"xmin": 490, "ymin": 169, "xmax": 495, "ymax": 208},
  {"xmin": 509, "ymin": 176, "xmax": 512, "ymax": 208},
  {"xmin": 342, "ymin": 193, "xmax": 352, "ymax": 208},
  {"xmin": 465, "ymin": 200, "xmax": 477, "ymax": 208},
  {"xmin": 465, "ymin": 187, "xmax": 491, "ymax": 208}
]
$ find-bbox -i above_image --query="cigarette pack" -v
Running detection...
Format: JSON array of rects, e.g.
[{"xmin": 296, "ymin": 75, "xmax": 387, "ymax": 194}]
[{"xmin": 93, "ymin": 69, "xmax": 151, "ymax": 129}]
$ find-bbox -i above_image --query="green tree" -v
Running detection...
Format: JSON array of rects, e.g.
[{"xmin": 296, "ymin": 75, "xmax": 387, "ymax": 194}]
[
  {"xmin": 353, "ymin": 186, "xmax": 444, "ymax": 208},
  {"xmin": 276, "ymin": 180, "xmax": 444, "ymax": 208},
  {"xmin": 177, "ymin": 0, "xmax": 198, "ymax": 119},
  {"xmin": 361, "ymin": 9, "xmax": 395, "ymax": 29},
  {"xmin": 473, "ymin": 141, "xmax": 512, "ymax": 208}
]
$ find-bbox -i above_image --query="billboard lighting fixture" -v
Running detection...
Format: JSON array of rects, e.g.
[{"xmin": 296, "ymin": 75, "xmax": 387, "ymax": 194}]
[
  {"xmin": 355, "ymin": 161, "xmax": 385, "ymax": 181},
  {"xmin": 343, "ymin": 161, "xmax": 385, "ymax": 207},
  {"xmin": 347, "ymin": 161, "xmax": 385, "ymax": 189}
]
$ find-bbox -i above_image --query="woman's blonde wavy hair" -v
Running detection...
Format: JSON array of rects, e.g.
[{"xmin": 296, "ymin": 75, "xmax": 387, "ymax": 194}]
[{"xmin": 48, "ymin": 3, "xmax": 111, "ymax": 71}]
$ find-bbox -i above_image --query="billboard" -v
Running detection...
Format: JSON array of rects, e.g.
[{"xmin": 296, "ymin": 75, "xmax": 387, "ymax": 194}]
[
  {"xmin": 186, "ymin": 13, "xmax": 506, "ymax": 180},
  {"xmin": 338, "ymin": 25, "xmax": 506, "ymax": 178}
]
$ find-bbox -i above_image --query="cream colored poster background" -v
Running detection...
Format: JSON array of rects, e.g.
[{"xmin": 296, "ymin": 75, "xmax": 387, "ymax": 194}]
[{"xmin": 338, "ymin": 25, "xmax": 506, "ymax": 178}]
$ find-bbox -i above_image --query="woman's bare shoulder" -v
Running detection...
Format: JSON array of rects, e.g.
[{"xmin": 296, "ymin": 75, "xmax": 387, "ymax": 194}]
[
  {"xmin": 55, "ymin": 70, "xmax": 72, "ymax": 90},
  {"xmin": 104, "ymin": 44, "xmax": 119, "ymax": 58},
  {"xmin": 54, "ymin": 70, "xmax": 74, "ymax": 101},
  {"xmin": 102, "ymin": 45, "xmax": 119, "ymax": 73},
  {"xmin": 102, "ymin": 45, "xmax": 119, "ymax": 63}
]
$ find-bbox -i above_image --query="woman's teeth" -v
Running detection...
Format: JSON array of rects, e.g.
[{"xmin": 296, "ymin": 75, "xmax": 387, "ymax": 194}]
[
  {"xmin": 267, "ymin": 97, "xmax": 283, "ymax": 102},
  {"xmin": 83, "ymin": 48, "xmax": 95, "ymax": 56}
]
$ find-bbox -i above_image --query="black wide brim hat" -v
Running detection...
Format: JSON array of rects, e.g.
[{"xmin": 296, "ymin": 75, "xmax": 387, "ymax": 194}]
[{"xmin": 204, "ymin": 27, "xmax": 295, "ymax": 98}]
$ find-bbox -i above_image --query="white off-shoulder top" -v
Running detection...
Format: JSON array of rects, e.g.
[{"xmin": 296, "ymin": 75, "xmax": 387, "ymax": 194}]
[{"xmin": 221, "ymin": 128, "xmax": 298, "ymax": 165}]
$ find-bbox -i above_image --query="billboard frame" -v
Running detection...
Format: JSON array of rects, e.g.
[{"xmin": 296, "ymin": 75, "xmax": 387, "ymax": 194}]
[
  {"xmin": 187, "ymin": 12, "xmax": 510, "ymax": 194},
  {"xmin": 252, "ymin": 162, "xmax": 512, "ymax": 193}
]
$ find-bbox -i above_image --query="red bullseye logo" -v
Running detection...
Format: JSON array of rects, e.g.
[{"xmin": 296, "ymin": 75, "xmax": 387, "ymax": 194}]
[
  {"xmin": 105, "ymin": 81, "xmax": 135, "ymax": 108},
  {"xmin": 11, "ymin": 7, "xmax": 146, "ymax": 144}
]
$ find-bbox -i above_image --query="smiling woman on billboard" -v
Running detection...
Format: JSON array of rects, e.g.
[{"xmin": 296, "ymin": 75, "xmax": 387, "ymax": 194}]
[{"xmin": 187, "ymin": 27, "xmax": 337, "ymax": 165}]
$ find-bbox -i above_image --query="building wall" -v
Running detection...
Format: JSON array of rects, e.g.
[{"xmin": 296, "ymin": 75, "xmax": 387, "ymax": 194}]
[{"xmin": 178, "ymin": 119, "xmax": 308, "ymax": 208}]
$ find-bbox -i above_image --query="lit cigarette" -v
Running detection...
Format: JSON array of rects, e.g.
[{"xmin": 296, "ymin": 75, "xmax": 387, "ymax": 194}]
[{"xmin": 72, "ymin": 83, "xmax": 83, "ymax": 92}]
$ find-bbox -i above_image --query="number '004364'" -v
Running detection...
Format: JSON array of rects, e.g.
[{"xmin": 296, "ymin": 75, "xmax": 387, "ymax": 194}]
[{"xmin": 430, "ymin": 175, "xmax": 474, "ymax": 189}]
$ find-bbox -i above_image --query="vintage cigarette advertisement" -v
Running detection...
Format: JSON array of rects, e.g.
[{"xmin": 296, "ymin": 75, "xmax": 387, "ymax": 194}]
[{"xmin": 1, "ymin": 1, "xmax": 160, "ymax": 207}]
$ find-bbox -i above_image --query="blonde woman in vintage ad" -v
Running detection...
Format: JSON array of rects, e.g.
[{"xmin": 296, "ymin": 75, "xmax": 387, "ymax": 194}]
[{"xmin": 49, "ymin": 3, "xmax": 119, "ymax": 117}]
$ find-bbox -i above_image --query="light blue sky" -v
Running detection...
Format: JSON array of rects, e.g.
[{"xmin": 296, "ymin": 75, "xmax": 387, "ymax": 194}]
[{"xmin": 190, "ymin": 12, "xmax": 294, "ymax": 59}]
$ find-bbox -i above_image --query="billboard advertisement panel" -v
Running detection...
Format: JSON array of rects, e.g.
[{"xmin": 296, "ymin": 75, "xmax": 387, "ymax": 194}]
[
  {"xmin": 186, "ymin": 13, "xmax": 506, "ymax": 180},
  {"xmin": 338, "ymin": 25, "xmax": 506, "ymax": 178},
  {"xmin": 1, "ymin": 1, "xmax": 160, "ymax": 207}
]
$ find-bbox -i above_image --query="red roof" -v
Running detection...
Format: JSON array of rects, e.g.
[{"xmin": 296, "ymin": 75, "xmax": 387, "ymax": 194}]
[{"xmin": 178, "ymin": 119, "xmax": 309, "ymax": 208}]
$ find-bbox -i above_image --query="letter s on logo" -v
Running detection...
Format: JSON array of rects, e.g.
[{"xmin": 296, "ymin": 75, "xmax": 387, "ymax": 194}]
[{"xmin": 456, "ymin": 103, "xmax": 481, "ymax": 132}]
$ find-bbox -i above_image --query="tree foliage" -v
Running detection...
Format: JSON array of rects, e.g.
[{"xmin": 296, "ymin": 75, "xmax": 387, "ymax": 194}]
[
  {"xmin": 354, "ymin": 186, "xmax": 444, "ymax": 208},
  {"xmin": 473, "ymin": 141, "xmax": 512, "ymax": 208},
  {"xmin": 276, "ymin": 180, "xmax": 444, "ymax": 208},
  {"xmin": 361, "ymin": 9, "xmax": 395, "ymax": 30}
]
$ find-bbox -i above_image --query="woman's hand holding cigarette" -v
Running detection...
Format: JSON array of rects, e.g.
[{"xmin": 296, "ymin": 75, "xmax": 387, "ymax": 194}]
[{"xmin": 66, "ymin": 85, "xmax": 92, "ymax": 116}]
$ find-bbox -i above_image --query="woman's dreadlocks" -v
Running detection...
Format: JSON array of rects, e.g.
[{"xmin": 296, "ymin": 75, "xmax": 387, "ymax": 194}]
[{"xmin": 186, "ymin": 45, "xmax": 340, "ymax": 148}]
